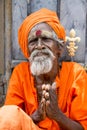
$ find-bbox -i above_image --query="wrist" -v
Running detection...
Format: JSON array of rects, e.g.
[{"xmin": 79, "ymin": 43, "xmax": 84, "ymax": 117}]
[
  {"xmin": 53, "ymin": 109, "xmax": 62, "ymax": 122},
  {"xmin": 30, "ymin": 114, "xmax": 40, "ymax": 124},
  {"xmin": 30, "ymin": 111, "xmax": 43, "ymax": 124}
]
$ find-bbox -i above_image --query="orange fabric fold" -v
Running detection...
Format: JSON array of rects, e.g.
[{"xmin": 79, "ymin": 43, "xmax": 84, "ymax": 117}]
[
  {"xmin": 18, "ymin": 8, "xmax": 66, "ymax": 58},
  {"xmin": 0, "ymin": 105, "xmax": 42, "ymax": 130},
  {"xmin": 5, "ymin": 62, "xmax": 87, "ymax": 130}
]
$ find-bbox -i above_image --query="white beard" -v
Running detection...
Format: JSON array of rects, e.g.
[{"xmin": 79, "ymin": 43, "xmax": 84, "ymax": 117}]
[{"xmin": 29, "ymin": 48, "xmax": 55, "ymax": 76}]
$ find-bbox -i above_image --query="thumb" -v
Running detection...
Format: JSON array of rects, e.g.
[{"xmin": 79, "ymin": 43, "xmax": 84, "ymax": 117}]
[{"xmin": 52, "ymin": 82, "xmax": 56, "ymax": 90}]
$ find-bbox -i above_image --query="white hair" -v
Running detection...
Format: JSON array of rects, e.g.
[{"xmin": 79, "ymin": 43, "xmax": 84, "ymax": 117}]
[{"xmin": 29, "ymin": 48, "xmax": 55, "ymax": 76}]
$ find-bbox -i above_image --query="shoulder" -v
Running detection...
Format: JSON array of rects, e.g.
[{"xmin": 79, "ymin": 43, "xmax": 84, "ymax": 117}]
[
  {"xmin": 14, "ymin": 61, "xmax": 30, "ymax": 70},
  {"xmin": 62, "ymin": 61, "xmax": 84, "ymax": 71},
  {"xmin": 12, "ymin": 61, "xmax": 31, "ymax": 75},
  {"xmin": 61, "ymin": 61, "xmax": 86, "ymax": 77}
]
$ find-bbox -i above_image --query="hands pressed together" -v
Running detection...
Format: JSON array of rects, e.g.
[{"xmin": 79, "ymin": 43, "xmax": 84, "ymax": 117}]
[
  {"xmin": 30, "ymin": 83, "xmax": 84, "ymax": 130},
  {"xmin": 31, "ymin": 82, "xmax": 60, "ymax": 123}
]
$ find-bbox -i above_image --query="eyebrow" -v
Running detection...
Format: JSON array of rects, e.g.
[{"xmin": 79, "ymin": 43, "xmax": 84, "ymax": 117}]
[
  {"xmin": 28, "ymin": 30, "xmax": 64, "ymax": 46},
  {"xmin": 28, "ymin": 30, "xmax": 53, "ymax": 42}
]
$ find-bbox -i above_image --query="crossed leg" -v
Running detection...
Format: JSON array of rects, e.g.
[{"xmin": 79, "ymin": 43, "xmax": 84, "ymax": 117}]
[{"xmin": 0, "ymin": 105, "xmax": 42, "ymax": 130}]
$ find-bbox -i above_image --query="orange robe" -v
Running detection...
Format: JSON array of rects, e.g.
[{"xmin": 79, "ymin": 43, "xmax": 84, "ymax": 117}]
[{"xmin": 3, "ymin": 61, "xmax": 87, "ymax": 130}]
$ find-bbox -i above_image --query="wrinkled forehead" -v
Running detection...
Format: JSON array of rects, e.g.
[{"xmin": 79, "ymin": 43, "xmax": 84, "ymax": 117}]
[
  {"xmin": 30, "ymin": 22, "xmax": 53, "ymax": 33},
  {"xmin": 28, "ymin": 22, "xmax": 55, "ymax": 42},
  {"xmin": 28, "ymin": 22, "xmax": 64, "ymax": 45}
]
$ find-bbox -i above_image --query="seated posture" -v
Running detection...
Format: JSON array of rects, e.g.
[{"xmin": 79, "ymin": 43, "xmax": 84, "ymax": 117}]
[{"xmin": 0, "ymin": 8, "xmax": 87, "ymax": 130}]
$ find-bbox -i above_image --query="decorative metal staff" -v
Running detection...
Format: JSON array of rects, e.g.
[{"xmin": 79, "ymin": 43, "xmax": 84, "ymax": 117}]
[{"xmin": 66, "ymin": 29, "xmax": 81, "ymax": 61}]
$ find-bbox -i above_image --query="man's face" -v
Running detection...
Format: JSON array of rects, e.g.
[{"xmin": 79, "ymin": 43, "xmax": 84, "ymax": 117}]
[{"xmin": 28, "ymin": 23, "xmax": 60, "ymax": 76}]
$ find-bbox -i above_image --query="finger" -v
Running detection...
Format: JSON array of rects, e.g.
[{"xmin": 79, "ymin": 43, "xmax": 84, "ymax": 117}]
[
  {"xmin": 41, "ymin": 98, "xmax": 46, "ymax": 119},
  {"xmin": 41, "ymin": 98, "xmax": 45, "ymax": 113},
  {"xmin": 41, "ymin": 97, "xmax": 46, "ymax": 104},
  {"xmin": 48, "ymin": 83, "xmax": 58, "ymax": 102},
  {"xmin": 45, "ymin": 84, "xmax": 50, "ymax": 91},
  {"xmin": 45, "ymin": 92, "xmax": 49, "ymax": 100},
  {"xmin": 43, "ymin": 111, "xmax": 46, "ymax": 119},
  {"xmin": 52, "ymin": 82, "xmax": 56, "ymax": 90},
  {"xmin": 42, "ymin": 90, "xmax": 46, "ymax": 98},
  {"xmin": 49, "ymin": 83, "xmax": 56, "ymax": 95},
  {"xmin": 42, "ymin": 84, "xmax": 46, "ymax": 90},
  {"xmin": 46, "ymin": 100, "xmax": 50, "ymax": 107}
]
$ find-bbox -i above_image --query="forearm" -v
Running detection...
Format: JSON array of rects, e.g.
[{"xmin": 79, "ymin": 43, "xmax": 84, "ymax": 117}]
[{"xmin": 55, "ymin": 110, "xmax": 84, "ymax": 130}]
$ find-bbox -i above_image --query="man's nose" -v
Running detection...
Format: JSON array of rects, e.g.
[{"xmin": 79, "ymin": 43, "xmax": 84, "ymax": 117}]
[{"xmin": 36, "ymin": 38, "xmax": 45, "ymax": 49}]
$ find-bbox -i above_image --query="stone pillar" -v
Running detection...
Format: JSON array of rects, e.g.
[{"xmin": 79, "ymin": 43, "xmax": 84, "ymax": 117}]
[
  {"xmin": 0, "ymin": 0, "xmax": 5, "ymax": 76},
  {"xmin": 5, "ymin": 0, "xmax": 12, "ymax": 90},
  {"xmin": 30, "ymin": 0, "xmax": 58, "ymax": 12},
  {"xmin": 60, "ymin": 0, "xmax": 86, "ymax": 63},
  {"xmin": 12, "ymin": 0, "xmax": 27, "ymax": 60}
]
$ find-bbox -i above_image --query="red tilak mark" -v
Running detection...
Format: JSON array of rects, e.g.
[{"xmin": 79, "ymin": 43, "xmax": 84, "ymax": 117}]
[{"xmin": 36, "ymin": 30, "xmax": 42, "ymax": 36}]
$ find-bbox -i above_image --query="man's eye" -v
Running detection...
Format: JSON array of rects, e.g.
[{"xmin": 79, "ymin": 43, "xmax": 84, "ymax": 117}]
[
  {"xmin": 42, "ymin": 37, "xmax": 53, "ymax": 42},
  {"xmin": 29, "ymin": 38, "xmax": 38, "ymax": 45}
]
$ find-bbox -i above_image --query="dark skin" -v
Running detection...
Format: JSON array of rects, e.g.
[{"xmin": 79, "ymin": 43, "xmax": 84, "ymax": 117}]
[{"xmin": 28, "ymin": 23, "xmax": 84, "ymax": 130}]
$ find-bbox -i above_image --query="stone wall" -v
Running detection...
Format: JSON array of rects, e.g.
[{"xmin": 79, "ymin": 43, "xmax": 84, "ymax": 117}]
[
  {"xmin": 0, "ymin": 0, "xmax": 5, "ymax": 106},
  {"xmin": 60, "ymin": 0, "xmax": 87, "ymax": 63}
]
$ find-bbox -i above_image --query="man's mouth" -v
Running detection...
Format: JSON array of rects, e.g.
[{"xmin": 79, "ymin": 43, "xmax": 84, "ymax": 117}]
[
  {"xmin": 34, "ymin": 52, "xmax": 49, "ymax": 57},
  {"xmin": 29, "ymin": 48, "xmax": 55, "ymax": 63}
]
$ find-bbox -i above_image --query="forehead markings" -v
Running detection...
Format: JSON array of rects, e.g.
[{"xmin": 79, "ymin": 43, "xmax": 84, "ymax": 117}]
[
  {"xmin": 28, "ymin": 30, "xmax": 64, "ymax": 47},
  {"xmin": 28, "ymin": 30, "xmax": 53, "ymax": 42},
  {"xmin": 36, "ymin": 30, "xmax": 42, "ymax": 36}
]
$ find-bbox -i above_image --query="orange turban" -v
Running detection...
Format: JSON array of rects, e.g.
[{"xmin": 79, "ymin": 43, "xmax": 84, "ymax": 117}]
[{"xmin": 18, "ymin": 8, "xmax": 66, "ymax": 58}]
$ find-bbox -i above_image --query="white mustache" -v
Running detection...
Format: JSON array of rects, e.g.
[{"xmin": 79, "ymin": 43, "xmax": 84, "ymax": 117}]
[{"xmin": 29, "ymin": 48, "xmax": 55, "ymax": 62}]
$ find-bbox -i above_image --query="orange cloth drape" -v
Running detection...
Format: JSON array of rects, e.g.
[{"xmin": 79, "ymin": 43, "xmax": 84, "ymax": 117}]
[
  {"xmin": 0, "ymin": 105, "xmax": 42, "ymax": 130},
  {"xmin": 18, "ymin": 8, "xmax": 66, "ymax": 58},
  {"xmin": 4, "ymin": 61, "xmax": 87, "ymax": 130}
]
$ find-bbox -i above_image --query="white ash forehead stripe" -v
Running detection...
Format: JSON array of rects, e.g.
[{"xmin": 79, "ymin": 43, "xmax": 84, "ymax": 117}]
[{"xmin": 28, "ymin": 30, "xmax": 64, "ymax": 45}]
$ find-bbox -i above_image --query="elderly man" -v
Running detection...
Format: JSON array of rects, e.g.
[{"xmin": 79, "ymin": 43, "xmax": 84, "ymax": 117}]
[{"xmin": 0, "ymin": 8, "xmax": 87, "ymax": 130}]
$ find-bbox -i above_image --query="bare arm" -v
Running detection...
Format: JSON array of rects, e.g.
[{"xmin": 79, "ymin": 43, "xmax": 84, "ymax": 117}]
[{"xmin": 54, "ymin": 109, "xmax": 84, "ymax": 130}]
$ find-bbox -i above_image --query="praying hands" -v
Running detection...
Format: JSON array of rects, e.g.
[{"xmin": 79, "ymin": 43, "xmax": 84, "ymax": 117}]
[{"xmin": 30, "ymin": 82, "xmax": 60, "ymax": 123}]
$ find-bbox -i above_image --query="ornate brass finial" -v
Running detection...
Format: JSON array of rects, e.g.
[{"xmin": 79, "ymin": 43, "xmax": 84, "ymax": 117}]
[{"xmin": 66, "ymin": 29, "xmax": 81, "ymax": 61}]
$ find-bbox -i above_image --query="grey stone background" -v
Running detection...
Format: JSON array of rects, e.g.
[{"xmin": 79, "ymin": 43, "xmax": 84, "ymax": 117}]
[
  {"xmin": 60, "ymin": 0, "xmax": 87, "ymax": 63},
  {"xmin": 12, "ymin": 0, "xmax": 87, "ymax": 64}
]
